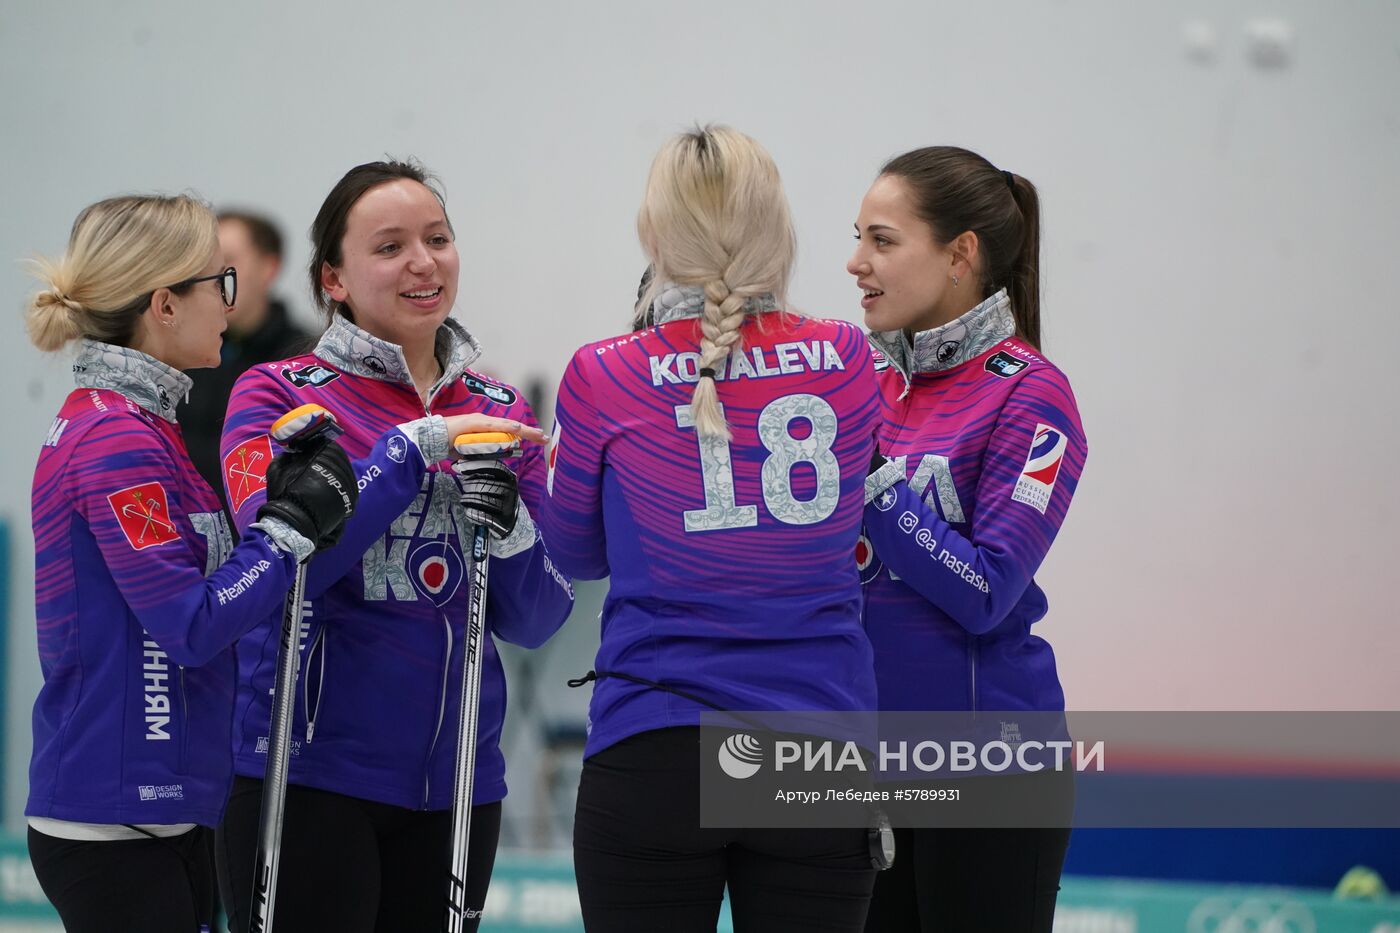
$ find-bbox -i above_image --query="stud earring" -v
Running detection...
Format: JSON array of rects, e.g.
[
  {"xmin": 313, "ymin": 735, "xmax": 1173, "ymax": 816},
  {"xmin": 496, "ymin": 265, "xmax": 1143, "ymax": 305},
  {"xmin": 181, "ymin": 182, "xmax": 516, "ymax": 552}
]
[{"xmin": 951, "ymin": 275, "xmax": 960, "ymax": 287}]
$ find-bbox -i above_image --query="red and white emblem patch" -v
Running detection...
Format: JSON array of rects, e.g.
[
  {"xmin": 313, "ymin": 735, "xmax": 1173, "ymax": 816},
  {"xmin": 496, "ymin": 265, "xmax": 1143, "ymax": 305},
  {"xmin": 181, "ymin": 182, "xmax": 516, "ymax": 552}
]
[
  {"xmin": 1011, "ymin": 423, "xmax": 1067, "ymax": 515},
  {"xmin": 224, "ymin": 435, "xmax": 273, "ymax": 511},
  {"xmin": 546, "ymin": 423, "xmax": 561, "ymax": 496},
  {"xmin": 107, "ymin": 482, "xmax": 180, "ymax": 550}
]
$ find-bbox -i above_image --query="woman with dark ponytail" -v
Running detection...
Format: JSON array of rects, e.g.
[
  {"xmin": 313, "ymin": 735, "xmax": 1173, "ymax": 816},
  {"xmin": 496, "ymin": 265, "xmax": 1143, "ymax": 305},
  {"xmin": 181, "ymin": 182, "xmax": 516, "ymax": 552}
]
[{"xmin": 850, "ymin": 147, "xmax": 1088, "ymax": 932}]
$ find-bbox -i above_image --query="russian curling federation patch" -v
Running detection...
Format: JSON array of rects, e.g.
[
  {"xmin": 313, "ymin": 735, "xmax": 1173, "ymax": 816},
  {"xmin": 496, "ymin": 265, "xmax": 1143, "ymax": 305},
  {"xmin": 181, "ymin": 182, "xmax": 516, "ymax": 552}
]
[{"xmin": 1011, "ymin": 424, "xmax": 1066, "ymax": 515}]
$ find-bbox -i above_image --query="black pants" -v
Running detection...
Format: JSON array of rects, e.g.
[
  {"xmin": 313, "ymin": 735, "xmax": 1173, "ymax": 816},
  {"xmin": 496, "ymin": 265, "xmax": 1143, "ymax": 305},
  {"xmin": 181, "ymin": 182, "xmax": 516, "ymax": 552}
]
[
  {"xmin": 29, "ymin": 825, "xmax": 215, "ymax": 933},
  {"xmin": 574, "ymin": 726, "xmax": 877, "ymax": 933},
  {"xmin": 865, "ymin": 826, "xmax": 1071, "ymax": 933},
  {"xmin": 216, "ymin": 776, "xmax": 500, "ymax": 933}
]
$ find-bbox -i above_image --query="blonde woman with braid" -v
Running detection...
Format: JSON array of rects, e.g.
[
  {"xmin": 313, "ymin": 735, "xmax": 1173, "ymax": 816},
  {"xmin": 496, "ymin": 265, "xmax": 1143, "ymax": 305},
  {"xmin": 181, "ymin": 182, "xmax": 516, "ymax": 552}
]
[{"xmin": 540, "ymin": 126, "xmax": 885, "ymax": 932}]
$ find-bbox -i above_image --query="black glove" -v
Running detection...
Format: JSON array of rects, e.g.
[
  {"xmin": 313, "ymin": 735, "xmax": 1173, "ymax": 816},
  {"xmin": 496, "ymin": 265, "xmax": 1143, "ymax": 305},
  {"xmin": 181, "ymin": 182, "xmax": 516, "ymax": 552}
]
[
  {"xmin": 257, "ymin": 440, "xmax": 358, "ymax": 551},
  {"xmin": 457, "ymin": 460, "xmax": 519, "ymax": 539}
]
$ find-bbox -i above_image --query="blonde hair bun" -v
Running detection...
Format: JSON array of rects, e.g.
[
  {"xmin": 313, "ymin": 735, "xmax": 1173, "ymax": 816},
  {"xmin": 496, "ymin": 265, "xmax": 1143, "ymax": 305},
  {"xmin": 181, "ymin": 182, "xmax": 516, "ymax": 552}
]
[{"xmin": 25, "ymin": 194, "xmax": 217, "ymax": 353}]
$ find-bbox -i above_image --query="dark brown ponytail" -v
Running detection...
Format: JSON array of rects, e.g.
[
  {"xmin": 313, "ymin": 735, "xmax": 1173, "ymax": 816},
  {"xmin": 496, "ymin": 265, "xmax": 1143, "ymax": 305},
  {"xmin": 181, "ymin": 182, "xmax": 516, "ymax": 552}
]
[{"xmin": 881, "ymin": 147, "xmax": 1042, "ymax": 349}]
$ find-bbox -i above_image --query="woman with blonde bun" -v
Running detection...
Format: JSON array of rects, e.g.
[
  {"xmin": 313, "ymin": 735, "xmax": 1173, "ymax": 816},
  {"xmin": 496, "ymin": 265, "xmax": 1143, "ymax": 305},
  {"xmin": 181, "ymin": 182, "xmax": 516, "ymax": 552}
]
[
  {"xmin": 23, "ymin": 194, "xmax": 356, "ymax": 932},
  {"xmin": 542, "ymin": 126, "xmax": 884, "ymax": 932}
]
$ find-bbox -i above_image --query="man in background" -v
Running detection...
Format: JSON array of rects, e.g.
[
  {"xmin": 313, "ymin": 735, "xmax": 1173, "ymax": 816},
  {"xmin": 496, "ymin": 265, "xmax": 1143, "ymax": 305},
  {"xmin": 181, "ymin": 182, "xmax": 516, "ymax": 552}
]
[{"xmin": 179, "ymin": 211, "xmax": 312, "ymax": 513}]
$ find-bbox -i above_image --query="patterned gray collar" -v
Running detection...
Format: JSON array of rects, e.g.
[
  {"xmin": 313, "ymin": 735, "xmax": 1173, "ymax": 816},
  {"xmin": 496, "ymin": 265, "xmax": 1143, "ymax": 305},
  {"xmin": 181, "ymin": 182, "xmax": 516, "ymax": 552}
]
[
  {"xmin": 314, "ymin": 315, "xmax": 483, "ymax": 399},
  {"xmin": 71, "ymin": 340, "xmax": 192, "ymax": 423},
  {"xmin": 869, "ymin": 289, "xmax": 1015, "ymax": 386},
  {"xmin": 650, "ymin": 282, "xmax": 780, "ymax": 326}
]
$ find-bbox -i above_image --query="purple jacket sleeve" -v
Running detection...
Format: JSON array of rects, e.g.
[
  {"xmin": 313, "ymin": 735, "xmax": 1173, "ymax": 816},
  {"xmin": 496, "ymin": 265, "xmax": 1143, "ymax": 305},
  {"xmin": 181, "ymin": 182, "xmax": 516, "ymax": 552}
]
[
  {"xmin": 220, "ymin": 368, "xmax": 430, "ymax": 601},
  {"xmin": 537, "ymin": 349, "xmax": 610, "ymax": 580},
  {"xmin": 863, "ymin": 369, "xmax": 1087, "ymax": 634},
  {"xmin": 483, "ymin": 401, "xmax": 575, "ymax": 648},
  {"xmin": 67, "ymin": 414, "xmax": 297, "ymax": 666}
]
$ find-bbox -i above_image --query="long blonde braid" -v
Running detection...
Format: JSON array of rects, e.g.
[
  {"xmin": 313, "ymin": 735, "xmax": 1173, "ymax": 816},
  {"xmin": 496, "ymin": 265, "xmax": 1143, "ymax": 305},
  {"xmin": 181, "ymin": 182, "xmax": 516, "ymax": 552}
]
[{"xmin": 636, "ymin": 125, "xmax": 797, "ymax": 439}]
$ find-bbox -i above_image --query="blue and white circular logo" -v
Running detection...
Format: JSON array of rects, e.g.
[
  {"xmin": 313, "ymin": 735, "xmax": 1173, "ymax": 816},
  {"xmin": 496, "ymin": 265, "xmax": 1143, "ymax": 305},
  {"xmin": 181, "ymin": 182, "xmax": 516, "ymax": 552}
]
[
  {"xmin": 387, "ymin": 435, "xmax": 408, "ymax": 463},
  {"xmin": 873, "ymin": 486, "xmax": 898, "ymax": 513},
  {"xmin": 718, "ymin": 733, "xmax": 764, "ymax": 780}
]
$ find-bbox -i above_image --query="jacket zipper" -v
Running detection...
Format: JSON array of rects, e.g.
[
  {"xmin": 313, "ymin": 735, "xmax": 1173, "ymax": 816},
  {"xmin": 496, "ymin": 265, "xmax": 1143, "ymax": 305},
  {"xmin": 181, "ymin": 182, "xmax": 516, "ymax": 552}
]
[
  {"xmin": 414, "ymin": 378, "xmax": 457, "ymax": 807},
  {"xmin": 178, "ymin": 666, "xmax": 189, "ymax": 773},
  {"xmin": 967, "ymin": 634, "xmax": 980, "ymax": 719},
  {"xmin": 424, "ymin": 615, "xmax": 453, "ymax": 807},
  {"xmin": 302, "ymin": 625, "xmax": 327, "ymax": 743}
]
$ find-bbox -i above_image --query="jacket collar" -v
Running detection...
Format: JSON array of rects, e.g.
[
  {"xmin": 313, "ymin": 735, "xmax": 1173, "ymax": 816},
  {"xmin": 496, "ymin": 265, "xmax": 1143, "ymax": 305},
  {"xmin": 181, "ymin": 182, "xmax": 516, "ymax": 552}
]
[
  {"xmin": 869, "ymin": 289, "xmax": 1015, "ymax": 394},
  {"xmin": 314, "ymin": 314, "xmax": 483, "ymax": 398},
  {"xmin": 71, "ymin": 340, "xmax": 191, "ymax": 423},
  {"xmin": 650, "ymin": 282, "xmax": 780, "ymax": 326}
]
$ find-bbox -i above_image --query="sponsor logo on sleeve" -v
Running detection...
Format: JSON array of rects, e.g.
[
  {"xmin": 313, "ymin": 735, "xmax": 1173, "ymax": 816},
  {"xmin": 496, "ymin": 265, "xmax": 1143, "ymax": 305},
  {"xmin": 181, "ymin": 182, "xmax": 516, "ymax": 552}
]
[
  {"xmin": 1011, "ymin": 424, "xmax": 1066, "ymax": 514},
  {"xmin": 224, "ymin": 435, "xmax": 273, "ymax": 512},
  {"xmin": 984, "ymin": 351, "xmax": 1029, "ymax": 378},
  {"xmin": 107, "ymin": 482, "xmax": 180, "ymax": 550},
  {"xmin": 387, "ymin": 434, "xmax": 408, "ymax": 463},
  {"xmin": 281, "ymin": 363, "xmax": 341, "ymax": 389},
  {"xmin": 463, "ymin": 374, "xmax": 517, "ymax": 406}
]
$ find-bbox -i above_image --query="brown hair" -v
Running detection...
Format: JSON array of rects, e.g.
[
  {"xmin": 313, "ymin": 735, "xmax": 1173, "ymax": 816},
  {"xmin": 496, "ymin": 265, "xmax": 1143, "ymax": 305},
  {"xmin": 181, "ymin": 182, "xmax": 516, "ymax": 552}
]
[
  {"xmin": 308, "ymin": 159, "xmax": 450, "ymax": 324},
  {"xmin": 881, "ymin": 147, "xmax": 1042, "ymax": 348},
  {"xmin": 218, "ymin": 210, "xmax": 284, "ymax": 259}
]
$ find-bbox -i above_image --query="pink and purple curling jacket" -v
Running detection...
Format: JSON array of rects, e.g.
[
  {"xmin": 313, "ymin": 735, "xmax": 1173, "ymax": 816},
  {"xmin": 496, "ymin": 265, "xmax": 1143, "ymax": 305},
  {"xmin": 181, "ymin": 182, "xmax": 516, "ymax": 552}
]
[
  {"xmin": 861, "ymin": 290, "xmax": 1087, "ymax": 713},
  {"xmin": 28, "ymin": 342, "xmax": 301, "ymax": 827},
  {"xmin": 540, "ymin": 286, "xmax": 882, "ymax": 757},
  {"xmin": 220, "ymin": 316, "xmax": 573, "ymax": 810}
]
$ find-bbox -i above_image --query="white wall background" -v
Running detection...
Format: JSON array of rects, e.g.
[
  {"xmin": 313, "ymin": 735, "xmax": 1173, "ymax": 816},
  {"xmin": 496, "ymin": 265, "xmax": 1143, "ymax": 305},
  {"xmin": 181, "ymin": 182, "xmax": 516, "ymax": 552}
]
[{"xmin": 1, "ymin": 0, "xmax": 1397, "ymax": 826}]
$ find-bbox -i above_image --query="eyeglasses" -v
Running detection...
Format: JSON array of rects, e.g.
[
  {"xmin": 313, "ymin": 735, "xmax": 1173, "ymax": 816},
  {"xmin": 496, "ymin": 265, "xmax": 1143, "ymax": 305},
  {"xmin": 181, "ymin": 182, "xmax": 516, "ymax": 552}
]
[{"xmin": 171, "ymin": 266, "xmax": 237, "ymax": 308}]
